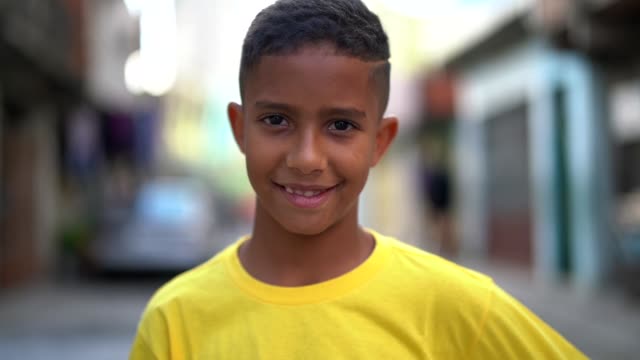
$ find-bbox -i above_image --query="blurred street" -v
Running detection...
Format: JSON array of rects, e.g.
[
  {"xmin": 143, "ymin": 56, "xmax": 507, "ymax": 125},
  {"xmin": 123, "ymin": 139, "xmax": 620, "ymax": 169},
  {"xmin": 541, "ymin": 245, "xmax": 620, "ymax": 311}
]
[
  {"xmin": 464, "ymin": 260, "xmax": 640, "ymax": 360},
  {"xmin": 0, "ymin": 277, "xmax": 159, "ymax": 360},
  {"xmin": 1, "ymin": 259, "xmax": 639, "ymax": 359},
  {"xmin": 2, "ymin": 0, "xmax": 640, "ymax": 359}
]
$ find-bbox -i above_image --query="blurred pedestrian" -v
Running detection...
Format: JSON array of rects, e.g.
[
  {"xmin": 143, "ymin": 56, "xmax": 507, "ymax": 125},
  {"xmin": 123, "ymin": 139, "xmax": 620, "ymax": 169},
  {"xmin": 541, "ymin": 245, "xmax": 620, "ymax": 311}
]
[{"xmin": 420, "ymin": 137, "xmax": 457, "ymax": 258}]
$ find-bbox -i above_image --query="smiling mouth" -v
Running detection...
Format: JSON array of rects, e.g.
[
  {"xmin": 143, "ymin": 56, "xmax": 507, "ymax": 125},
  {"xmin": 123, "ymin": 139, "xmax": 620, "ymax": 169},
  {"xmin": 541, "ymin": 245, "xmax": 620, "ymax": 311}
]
[
  {"xmin": 273, "ymin": 182, "xmax": 339, "ymax": 197},
  {"xmin": 271, "ymin": 181, "xmax": 342, "ymax": 211}
]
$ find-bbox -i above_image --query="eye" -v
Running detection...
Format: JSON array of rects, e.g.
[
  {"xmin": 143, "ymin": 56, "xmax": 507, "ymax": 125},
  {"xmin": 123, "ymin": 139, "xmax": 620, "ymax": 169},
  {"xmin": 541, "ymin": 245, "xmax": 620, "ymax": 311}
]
[
  {"xmin": 328, "ymin": 120, "xmax": 356, "ymax": 132},
  {"xmin": 262, "ymin": 114, "xmax": 289, "ymax": 127}
]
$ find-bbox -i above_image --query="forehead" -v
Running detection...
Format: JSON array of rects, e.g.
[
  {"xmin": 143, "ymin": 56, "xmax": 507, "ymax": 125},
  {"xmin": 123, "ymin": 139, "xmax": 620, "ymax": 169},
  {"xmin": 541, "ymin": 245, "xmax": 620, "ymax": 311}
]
[{"xmin": 243, "ymin": 46, "xmax": 381, "ymax": 116}]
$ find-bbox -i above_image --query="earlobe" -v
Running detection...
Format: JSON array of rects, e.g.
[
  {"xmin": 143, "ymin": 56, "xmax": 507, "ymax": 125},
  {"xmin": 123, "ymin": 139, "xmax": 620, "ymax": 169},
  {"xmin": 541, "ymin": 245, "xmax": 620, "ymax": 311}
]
[
  {"xmin": 228, "ymin": 102, "xmax": 246, "ymax": 154},
  {"xmin": 371, "ymin": 116, "xmax": 398, "ymax": 167}
]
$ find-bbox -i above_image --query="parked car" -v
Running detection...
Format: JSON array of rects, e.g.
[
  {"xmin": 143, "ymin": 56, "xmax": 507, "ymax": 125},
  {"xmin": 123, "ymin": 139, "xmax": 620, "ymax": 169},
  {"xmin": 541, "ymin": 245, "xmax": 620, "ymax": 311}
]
[{"xmin": 88, "ymin": 177, "xmax": 219, "ymax": 273}]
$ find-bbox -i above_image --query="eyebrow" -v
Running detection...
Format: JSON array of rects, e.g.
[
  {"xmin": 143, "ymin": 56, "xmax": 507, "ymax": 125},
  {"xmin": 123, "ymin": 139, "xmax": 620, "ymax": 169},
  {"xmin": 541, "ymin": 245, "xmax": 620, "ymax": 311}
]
[
  {"xmin": 254, "ymin": 101, "xmax": 296, "ymax": 113},
  {"xmin": 254, "ymin": 100, "xmax": 366, "ymax": 119},
  {"xmin": 322, "ymin": 107, "xmax": 366, "ymax": 120}
]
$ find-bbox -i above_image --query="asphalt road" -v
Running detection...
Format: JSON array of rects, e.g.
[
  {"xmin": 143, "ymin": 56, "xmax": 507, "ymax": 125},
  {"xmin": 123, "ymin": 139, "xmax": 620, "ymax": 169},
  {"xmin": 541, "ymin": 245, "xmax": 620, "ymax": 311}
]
[{"xmin": 0, "ymin": 277, "xmax": 164, "ymax": 360}]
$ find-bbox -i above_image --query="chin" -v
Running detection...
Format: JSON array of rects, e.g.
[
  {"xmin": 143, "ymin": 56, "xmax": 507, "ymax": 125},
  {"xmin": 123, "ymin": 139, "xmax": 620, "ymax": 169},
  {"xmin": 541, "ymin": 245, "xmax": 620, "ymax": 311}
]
[
  {"xmin": 272, "ymin": 211, "xmax": 339, "ymax": 237},
  {"xmin": 281, "ymin": 220, "xmax": 332, "ymax": 237}
]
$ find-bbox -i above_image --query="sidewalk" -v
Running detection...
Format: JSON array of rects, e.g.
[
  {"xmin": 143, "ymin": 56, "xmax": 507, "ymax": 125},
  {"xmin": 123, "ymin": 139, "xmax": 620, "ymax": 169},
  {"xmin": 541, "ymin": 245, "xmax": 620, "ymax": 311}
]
[
  {"xmin": 460, "ymin": 259, "xmax": 640, "ymax": 360},
  {"xmin": 0, "ymin": 279, "xmax": 162, "ymax": 360}
]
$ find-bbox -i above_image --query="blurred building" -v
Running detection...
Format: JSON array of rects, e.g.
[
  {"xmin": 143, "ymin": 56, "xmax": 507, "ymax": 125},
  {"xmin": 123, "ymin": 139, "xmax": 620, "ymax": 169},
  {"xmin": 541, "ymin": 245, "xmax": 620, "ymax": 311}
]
[
  {"xmin": 534, "ymin": 0, "xmax": 640, "ymax": 292},
  {"xmin": 0, "ymin": 0, "xmax": 162, "ymax": 287},
  {"xmin": 442, "ymin": 0, "xmax": 640, "ymax": 290},
  {"xmin": 0, "ymin": 0, "xmax": 88, "ymax": 287}
]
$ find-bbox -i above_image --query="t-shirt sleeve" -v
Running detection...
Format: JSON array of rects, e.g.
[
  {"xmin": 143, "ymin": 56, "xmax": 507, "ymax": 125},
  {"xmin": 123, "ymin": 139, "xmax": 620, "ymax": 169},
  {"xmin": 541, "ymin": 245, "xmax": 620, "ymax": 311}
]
[
  {"xmin": 129, "ymin": 305, "xmax": 170, "ymax": 360},
  {"xmin": 129, "ymin": 331, "xmax": 157, "ymax": 360},
  {"xmin": 468, "ymin": 284, "xmax": 588, "ymax": 359}
]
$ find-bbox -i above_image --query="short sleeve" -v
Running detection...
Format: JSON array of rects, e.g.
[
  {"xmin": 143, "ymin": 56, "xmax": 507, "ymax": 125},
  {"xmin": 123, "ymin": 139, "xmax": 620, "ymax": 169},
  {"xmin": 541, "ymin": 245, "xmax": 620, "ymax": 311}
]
[
  {"xmin": 469, "ymin": 284, "xmax": 588, "ymax": 359},
  {"xmin": 129, "ymin": 305, "xmax": 170, "ymax": 360},
  {"xmin": 129, "ymin": 332, "xmax": 157, "ymax": 360}
]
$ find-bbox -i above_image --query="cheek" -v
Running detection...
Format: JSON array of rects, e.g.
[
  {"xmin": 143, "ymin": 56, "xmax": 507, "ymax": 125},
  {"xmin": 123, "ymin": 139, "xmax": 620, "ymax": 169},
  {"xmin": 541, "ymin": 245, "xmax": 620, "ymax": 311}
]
[
  {"xmin": 347, "ymin": 134, "xmax": 377, "ymax": 168},
  {"xmin": 244, "ymin": 138, "xmax": 281, "ymax": 187},
  {"xmin": 333, "ymin": 142, "xmax": 373, "ymax": 184}
]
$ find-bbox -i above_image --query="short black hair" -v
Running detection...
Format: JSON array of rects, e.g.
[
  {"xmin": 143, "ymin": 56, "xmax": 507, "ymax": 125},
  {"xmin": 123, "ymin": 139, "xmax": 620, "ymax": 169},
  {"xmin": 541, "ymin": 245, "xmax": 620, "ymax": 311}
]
[{"xmin": 239, "ymin": 0, "xmax": 391, "ymax": 116}]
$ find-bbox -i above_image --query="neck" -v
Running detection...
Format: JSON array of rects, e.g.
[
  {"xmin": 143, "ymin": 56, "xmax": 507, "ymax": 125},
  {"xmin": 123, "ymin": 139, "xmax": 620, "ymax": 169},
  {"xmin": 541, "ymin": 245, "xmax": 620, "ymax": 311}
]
[{"xmin": 239, "ymin": 201, "xmax": 374, "ymax": 287}]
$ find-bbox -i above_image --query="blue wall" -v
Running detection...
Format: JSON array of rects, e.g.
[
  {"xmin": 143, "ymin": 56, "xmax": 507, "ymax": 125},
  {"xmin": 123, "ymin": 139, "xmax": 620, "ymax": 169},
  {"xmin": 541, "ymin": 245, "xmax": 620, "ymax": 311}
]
[{"xmin": 455, "ymin": 39, "xmax": 614, "ymax": 288}]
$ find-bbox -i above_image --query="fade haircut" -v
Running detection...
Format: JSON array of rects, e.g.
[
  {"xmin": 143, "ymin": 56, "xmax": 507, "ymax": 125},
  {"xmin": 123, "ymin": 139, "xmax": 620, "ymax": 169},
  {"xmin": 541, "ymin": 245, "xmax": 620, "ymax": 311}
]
[{"xmin": 239, "ymin": 0, "xmax": 391, "ymax": 117}]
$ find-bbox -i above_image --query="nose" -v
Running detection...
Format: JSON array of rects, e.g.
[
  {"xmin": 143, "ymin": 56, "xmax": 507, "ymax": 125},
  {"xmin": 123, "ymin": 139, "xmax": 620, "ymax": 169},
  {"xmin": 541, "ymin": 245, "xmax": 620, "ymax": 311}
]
[{"xmin": 286, "ymin": 129, "xmax": 327, "ymax": 175}]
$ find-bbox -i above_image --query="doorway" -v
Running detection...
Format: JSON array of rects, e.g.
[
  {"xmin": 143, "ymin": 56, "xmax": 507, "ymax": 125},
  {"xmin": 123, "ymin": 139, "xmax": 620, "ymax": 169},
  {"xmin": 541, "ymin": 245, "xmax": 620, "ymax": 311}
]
[{"xmin": 486, "ymin": 103, "xmax": 533, "ymax": 266}]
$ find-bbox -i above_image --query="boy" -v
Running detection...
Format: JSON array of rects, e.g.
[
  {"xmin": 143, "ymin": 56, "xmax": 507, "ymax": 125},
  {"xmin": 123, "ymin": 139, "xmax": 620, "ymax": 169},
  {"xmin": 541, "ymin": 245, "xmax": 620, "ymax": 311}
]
[{"xmin": 130, "ymin": 0, "xmax": 586, "ymax": 358}]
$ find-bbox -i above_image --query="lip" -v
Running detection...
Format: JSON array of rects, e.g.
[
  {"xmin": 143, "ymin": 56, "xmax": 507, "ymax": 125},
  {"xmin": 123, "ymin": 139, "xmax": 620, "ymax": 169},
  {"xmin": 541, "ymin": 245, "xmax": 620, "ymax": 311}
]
[{"xmin": 273, "ymin": 181, "xmax": 339, "ymax": 209}]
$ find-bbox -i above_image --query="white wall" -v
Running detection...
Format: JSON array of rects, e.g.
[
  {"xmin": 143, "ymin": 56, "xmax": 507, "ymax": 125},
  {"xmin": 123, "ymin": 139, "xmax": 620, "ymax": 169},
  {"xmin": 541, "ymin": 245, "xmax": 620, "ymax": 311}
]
[{"xmin": 85, "ymin": 0, "xmax": 138, "ymax": 109}]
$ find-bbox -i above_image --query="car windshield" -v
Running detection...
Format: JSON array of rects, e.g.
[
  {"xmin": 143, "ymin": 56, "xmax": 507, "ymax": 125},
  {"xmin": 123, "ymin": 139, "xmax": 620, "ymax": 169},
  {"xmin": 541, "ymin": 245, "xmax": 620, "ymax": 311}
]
[{"xmin": 136, "ymin": 182, "xmax": 203, "ymax": 225}]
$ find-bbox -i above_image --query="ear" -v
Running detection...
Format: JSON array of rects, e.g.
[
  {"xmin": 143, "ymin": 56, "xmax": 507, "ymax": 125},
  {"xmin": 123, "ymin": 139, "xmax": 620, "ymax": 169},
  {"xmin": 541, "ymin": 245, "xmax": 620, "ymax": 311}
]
[
  {"xmin": 227, "ymin": 102, "xmax": 245, "ymax": 154},
  {"xmin": 370, "ymin": 116, "xmax": 398, "ymax": 167}
]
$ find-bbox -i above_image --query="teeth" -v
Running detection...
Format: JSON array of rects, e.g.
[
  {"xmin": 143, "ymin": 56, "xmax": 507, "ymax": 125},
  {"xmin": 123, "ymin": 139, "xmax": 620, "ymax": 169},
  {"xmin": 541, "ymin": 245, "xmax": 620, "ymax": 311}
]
[{"xmin": 284, "ymin": 186, "xmax": 322, "ymax": 197}]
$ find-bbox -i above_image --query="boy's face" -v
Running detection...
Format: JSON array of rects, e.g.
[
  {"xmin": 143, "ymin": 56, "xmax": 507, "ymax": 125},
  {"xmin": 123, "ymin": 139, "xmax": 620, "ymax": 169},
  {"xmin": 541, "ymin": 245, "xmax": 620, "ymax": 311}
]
[{"xmin": 228, "ymin": 45, "xmax": 397, "ymax": 236}]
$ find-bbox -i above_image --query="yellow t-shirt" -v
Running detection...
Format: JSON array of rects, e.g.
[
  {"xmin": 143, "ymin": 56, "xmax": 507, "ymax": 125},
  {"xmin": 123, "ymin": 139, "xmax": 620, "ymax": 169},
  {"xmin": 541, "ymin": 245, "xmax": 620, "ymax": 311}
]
[{"xmin": 130, "ymin": 230, "xmax": 586, "ymax": 359}]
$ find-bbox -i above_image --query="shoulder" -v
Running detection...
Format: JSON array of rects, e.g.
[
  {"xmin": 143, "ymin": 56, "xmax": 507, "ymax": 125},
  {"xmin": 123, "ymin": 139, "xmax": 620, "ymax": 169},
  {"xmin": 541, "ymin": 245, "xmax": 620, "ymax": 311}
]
[
  {"xmin": 369, "ymin": 230, "xmax": 498, "ymax": 353},
  {"xmin": 374, "ymin": 230, "xmax": 495, "ymax": 297},
  {"xmin": 372, "ymin": 230, "xmax": 496, "ymax": 327},
  {"xmin": 470, "ymin": 285, "xmax": 587, "ymax": 359},
  {"xmin": 144, "ymin": 242, "xmax": 236, "ymax": 311},
  {"xmin": 130, "ymin": 242, "xmax": 240, "ymax": 359},
  {"xmin": 373, "ymin": 232, "xmax": 586, "ymax": 358}
]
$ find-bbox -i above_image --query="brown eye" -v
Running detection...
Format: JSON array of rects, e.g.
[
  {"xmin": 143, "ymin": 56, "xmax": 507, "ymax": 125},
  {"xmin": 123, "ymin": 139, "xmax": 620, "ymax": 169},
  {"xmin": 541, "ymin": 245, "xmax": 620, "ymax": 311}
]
[
  {"xmin": 329, "ymin": 120, "xmax": 354, "ymax": 132},
  {"xmin": 262, "ymin": 115, "xmax": 288, "ymax": 127}
]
